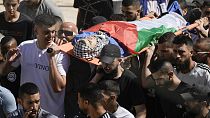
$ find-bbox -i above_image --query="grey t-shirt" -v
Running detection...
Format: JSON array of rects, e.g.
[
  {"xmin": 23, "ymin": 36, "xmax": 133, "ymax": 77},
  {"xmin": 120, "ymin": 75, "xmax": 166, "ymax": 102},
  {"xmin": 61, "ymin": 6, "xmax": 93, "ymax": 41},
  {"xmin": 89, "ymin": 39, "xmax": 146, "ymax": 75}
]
[
  {"xmin": 0, "ymin": 86, "xmax": 17, "ymax": 118},
  {"xmin": 8, "ymin": 108, "xmax": 58, "ymax": 118},
  {"xmin": 18, "ymin": 0, "xmax": 64, "ymax": 21}
]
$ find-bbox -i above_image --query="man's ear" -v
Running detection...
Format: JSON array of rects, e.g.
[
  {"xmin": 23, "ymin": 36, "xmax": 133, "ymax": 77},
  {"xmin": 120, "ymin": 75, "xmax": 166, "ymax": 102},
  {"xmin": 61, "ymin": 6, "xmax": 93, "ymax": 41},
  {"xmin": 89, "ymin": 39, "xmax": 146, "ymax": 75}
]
[
  {"xmin": 34, "ymin": 25, "xmax": 38, "ymax": 36},
  {"xmin": 17, "ymin": 98, "xmax": 22, "ymax": 105},
  {"xmin": 201, "ymin": 101, "xmax": 208, "ymax": 107},
  {"xmin": 168, "ymin": 71, "xmax": 173, "ymax": 79},
  {"xmin": 110, "ymin": 94, "xmax": 117, "ymax": 101}
]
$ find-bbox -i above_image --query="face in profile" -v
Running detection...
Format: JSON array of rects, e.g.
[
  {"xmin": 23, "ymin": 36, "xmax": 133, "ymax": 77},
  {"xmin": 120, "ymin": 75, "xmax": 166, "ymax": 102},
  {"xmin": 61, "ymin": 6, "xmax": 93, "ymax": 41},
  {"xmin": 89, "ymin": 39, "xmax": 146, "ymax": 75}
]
[
  {"xmin": 3, "ymin": 0, "xmax": 19, "ymax": 17},
  {"xmin": 193, "ymin": 42, "xmax": 209, "ymax": 64},
  {"xmin": 77, "ymin": 93, "xmax": 88, "ymax": 115},
  {"xmin": 122, "ymin": 5, "xmax": 139, "ymax": 21},
  {"xmin": 19, "ymin": 93, "xmax": 41, "ymax": 118},
  {"xmin": 151, "ymin": 71, "xmax": 172, "ymax": 87},
  {"xmin": 157, "ymin": 43, "xmax": 174, "ymax": 62}
]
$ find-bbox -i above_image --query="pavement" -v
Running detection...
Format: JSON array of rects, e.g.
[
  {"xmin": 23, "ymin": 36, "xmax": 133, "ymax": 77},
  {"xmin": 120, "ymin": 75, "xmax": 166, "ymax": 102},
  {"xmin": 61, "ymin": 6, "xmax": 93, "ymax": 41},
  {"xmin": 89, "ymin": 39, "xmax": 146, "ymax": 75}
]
[{"xmin": 0, "ymin": 0, "xmax": 78, "ymax": 24}]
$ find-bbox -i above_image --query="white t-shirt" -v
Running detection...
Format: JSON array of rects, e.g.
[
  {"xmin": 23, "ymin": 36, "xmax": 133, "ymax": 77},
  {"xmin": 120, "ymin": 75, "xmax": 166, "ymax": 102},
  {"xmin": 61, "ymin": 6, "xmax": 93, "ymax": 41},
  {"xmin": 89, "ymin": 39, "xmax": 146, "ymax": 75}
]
[
  {"xmin": 176, "ymin": 63, "xmax": 210, "ymax": 93},
  {"xmin": 113, "ymin": 105, "xmax": 135, "ymax": 118},
  {"xmin": 12, "ymin": 39, "xmax": 70, "ymax": 117}
]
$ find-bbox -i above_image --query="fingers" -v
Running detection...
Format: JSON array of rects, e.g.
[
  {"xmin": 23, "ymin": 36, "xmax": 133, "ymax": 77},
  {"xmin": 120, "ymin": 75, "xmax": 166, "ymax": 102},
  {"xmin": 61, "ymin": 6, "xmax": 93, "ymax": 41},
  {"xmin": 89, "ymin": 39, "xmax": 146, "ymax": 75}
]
[{"xmin": 6, "ymin": 48, "xmax": 21, "ymax": 63}]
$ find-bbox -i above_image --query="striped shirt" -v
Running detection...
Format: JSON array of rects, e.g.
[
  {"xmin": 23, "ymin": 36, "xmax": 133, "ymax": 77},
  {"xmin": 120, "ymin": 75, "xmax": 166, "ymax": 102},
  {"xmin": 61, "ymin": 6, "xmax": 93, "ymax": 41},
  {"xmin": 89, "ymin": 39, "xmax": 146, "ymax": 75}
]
[
  {"xmin": 176, "ymin": 62, "xmax": 210, "ymax": 93},
  {"xmin": 99, "ymin": 112, "xmax": 116, "ymax": 118}
]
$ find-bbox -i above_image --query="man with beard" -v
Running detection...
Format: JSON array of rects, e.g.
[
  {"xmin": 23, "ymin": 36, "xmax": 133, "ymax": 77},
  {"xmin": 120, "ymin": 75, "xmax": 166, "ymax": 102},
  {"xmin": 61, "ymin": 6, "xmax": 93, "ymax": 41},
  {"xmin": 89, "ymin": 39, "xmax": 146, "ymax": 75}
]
[
  {"xmin": 141, "ymin": 32, "xmax": 176, "ymax": 118},
  {"xmin": 193, "ymin": 38, "xmax": 210, "ymax": 67},
  {"xmin": 8, "ymin": 82, "xmax": 57, "ymax": 118},
  {"xmin": 78, "ymin": 83, "xmax": 116, "ymax": 118},
  {"xmin": 92, "ymin": 44, "xmax": 146, "ymax": 118},
  {"xmin": 0, "ymin": 14, "xmax": 70, "ymax": 117},
  {"xmin": 173, "ymin": 34, "xmax": 210, "ymax": 93},
  {"xmin": 148, "ymin": 60, "xmax": 198, "ymax": 118}
]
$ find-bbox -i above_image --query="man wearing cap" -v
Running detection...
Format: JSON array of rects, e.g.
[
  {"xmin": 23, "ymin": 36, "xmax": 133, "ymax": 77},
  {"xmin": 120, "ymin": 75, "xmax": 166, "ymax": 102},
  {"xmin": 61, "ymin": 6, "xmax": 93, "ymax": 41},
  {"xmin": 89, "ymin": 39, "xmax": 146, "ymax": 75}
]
[{"xmin": 92, "ymin": 44, "xmax": 146, "ymax": 118}]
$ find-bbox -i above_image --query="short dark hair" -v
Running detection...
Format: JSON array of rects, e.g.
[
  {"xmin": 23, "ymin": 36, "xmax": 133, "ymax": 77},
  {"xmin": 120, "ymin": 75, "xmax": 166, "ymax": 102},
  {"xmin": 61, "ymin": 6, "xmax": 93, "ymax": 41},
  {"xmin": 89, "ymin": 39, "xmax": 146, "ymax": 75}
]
[
  {"xmin": 195, "ymin": 38, "xmax": 210, "ymax": 51},
  {"xmin": 122, "ymin": 0, "xmax": 140, "ymax": 8},
  {"xmin": 34, "ymin": 14, "xmax": 57, "ymax": 27},
  {"xmin": 3, "ymin": 0, "xmax": 20, "ymax": 3},
  {"xmin": 173, "ymin": 34, "xmax": 193, "ymax": 48},
  {"xmin": 78, "ymin": 83, "xmax": 104, "ymax": 108},
  {"xmin": 54, "ymin": 15, "xmax": 63, "ymax": 24},
  {"xmin": 158, "ymin": 32, "xmax": 176, "ymax": 44},
  {"xmin": 148, "ymin": 60, "xmax": 173, "ymax": 73},
  {"xmin": 99, "ymin": 80, "xmax": 120, "ymax": 96},
  {"xmin": 19, "ymin": 83, "xmax": 39, "ymax": 99},
  {"xmin": 0, "ymin": 36, "xmax": 17, "ymax": 56}
]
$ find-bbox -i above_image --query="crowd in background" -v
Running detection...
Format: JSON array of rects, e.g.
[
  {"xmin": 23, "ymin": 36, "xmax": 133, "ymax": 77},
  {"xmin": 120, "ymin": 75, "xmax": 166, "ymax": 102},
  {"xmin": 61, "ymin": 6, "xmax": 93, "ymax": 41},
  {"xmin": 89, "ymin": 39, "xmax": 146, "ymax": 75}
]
[{"xmin": 0, "ymin": 0, "xmax": 210, "ymax": 118}]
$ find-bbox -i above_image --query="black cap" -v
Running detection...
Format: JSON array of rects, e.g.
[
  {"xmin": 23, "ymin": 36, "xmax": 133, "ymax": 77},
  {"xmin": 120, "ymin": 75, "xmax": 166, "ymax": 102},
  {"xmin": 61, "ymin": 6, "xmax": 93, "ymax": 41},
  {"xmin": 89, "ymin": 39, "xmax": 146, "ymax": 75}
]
[{"xmin": 100, "ymin": 44, "xmax": 121, "ymax": 64}]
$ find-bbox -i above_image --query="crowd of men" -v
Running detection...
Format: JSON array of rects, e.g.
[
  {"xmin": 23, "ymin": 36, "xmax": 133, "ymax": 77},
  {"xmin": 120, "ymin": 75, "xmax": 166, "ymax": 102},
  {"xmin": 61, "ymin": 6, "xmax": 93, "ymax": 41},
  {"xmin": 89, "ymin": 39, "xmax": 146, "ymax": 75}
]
[{"xmin": 0, "ymin": 0, "xmax": 210, "ymax": 118}]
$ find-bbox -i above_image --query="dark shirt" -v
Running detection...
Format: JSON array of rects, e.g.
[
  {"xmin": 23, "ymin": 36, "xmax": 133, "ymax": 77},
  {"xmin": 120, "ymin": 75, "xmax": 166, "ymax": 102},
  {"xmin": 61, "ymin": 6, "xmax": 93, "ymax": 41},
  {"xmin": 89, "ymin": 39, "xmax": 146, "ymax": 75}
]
[
  {"xmin": 0, "ymin": 66, "xmax": 21, "ymax": 99},
  {"xmin": 100, "ymin": 69, "xmax": 146, "ymax": 113},
  {"xmin": 156, "ymin": 82, "xmax": 195, "ymax": 118},
  {"xmin": 0, "ymin": 12, "xmax": 34, "ymax": 45}
]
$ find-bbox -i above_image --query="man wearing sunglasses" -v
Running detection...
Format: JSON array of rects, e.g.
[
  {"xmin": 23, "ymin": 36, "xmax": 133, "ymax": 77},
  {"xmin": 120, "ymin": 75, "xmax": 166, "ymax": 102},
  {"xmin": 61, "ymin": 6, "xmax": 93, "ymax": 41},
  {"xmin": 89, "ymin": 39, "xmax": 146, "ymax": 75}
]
[
  {"xmin": 57, "ymin": 22, "xmax": 78, "ymax": 42},
  {"xmin": 193, "ymin": 38, "xmax": 210, "ymax": 66}
]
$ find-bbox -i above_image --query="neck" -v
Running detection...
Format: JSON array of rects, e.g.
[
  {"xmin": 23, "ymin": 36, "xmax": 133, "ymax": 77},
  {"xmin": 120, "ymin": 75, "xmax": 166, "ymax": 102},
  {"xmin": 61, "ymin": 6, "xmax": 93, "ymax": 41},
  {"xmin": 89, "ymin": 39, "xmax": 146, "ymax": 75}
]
[
  {"xmin": 180, "ymin": 59, "xmax": 195, "ymax": 74},
  {"xmin": 4, "ymin": 11, "xmax": 20, "ymax": 22},
  {"xmin": 36, "ymin": 40, "xmax": 50, "ymax": 50},
  {"xmin": 89, "ymin": 105, "xmax": 107, "ymax": 118},
  {"xmin": 107, "ymin": 102, "xmax": 118, "ymax": 113},
  {"xmin": 168, "ymin": 75, "xmax": 181, "ymax": 91},
  {"xmin": 195, "ymin": 107, "xmax": 209, "ymax": 118}
]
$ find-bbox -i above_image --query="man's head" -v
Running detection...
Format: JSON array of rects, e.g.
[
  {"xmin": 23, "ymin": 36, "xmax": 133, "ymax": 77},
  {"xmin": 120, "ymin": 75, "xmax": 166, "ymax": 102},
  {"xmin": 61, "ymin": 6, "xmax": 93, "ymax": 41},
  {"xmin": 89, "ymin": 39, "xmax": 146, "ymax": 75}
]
[
  {"xmin": 78, "ymin": 83, "xmax": 104, "ymax": 115},
  {"xmin": 3, "ymin": 0, "xmax": 19, "ymax": 17},
  {"xmin": 193, "ymin": 38, "xmax": 210, "ymax": 65},
  {"xmin": 58, "ymin": 22, "xmax": 78, "ymax": 42},
  {"xmin": 157, "ymin": 32, "xmax": 176, "ymax": 62},
  {"xmin": 100, "ymin": 44, "xmax": 121, "ymax": 74},
  {"xmin": 172, "ymin": 35, "xmax": 194, "ymax": 69},
  {"xmin": 122, "ymin": 0, "xmax": 141, "ymax": 21},
  {"xmin": 34, "ymin": 14, "xmax": 57, "ymax": 46},
  {"xmin": 181, "ymin": 92, "xmax": 210, "ymax": 117},
  {"xmin": 99, "ymin": 80, "xmax": 120, "ymax": 111},
  {"xmin": 22, "ymin": 0, "xmax": 40, "ymax": 6},
  {"xmin": 18, "ymin": 83, "xmax": 40, "ymax": 118},
  {"xmin": 0, "ymin": 36, "xmax": 17, "ymax": 59},
  {"xmin": 148, "ymin": 60, "xmax": 174, "ymax": 87},
  {"xmin": 202, "ymin": 1, "xmax": 210, "ymax": 21}
]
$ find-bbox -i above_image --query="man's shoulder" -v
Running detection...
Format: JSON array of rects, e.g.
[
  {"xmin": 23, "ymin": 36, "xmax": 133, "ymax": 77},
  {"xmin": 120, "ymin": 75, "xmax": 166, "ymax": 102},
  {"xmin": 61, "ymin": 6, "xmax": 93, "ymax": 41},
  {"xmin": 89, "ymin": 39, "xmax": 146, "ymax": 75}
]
[
  {"xmin": 195, "ymin": 63, "xmax": 210, "ymax": 74},
  {"xmin": 122, "ymin": 69, "xmax": 137, "ymax": 77},
  {"xmin": 19, "ymin": 13, "xmax": 33, "ymax": 22},
  {"xmin": 39, "ymin": 109, "xmax": 58, "ymax": 118},
  {"xmin": 113, "ymin": 106, "xmax": 135, "ymax": 118}
]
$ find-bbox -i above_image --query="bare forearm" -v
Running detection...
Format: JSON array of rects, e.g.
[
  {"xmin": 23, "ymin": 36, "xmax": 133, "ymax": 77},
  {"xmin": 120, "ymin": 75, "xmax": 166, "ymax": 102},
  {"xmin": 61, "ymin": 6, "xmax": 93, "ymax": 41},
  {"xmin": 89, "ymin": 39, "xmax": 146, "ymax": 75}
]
[
  {"xmin": 135, "ymin": 105, "xmax": 147, "ymax": 118},
  {"xmin": 49, "ymin": 57, "xmax": 66, "ymax": 92}
]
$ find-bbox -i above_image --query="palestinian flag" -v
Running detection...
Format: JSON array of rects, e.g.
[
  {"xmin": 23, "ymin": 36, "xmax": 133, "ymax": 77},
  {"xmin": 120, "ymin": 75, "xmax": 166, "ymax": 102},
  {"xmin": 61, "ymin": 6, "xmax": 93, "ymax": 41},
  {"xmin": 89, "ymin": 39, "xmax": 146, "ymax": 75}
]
[
  {"xmin": 59, "ymin": 12, "xmax": 187, "ymax": 65},
  {"xmin": 86, "ymin": 12, "xmax": 187, "ymax": 54}
]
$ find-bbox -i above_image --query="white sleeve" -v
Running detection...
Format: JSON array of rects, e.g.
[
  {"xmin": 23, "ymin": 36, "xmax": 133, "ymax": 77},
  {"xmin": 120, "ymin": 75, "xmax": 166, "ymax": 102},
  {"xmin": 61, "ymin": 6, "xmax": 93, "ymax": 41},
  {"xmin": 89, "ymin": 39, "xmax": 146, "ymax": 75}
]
[{"xmin": 56, "ymin": 52, "xmax": 70, "ymax": 77}]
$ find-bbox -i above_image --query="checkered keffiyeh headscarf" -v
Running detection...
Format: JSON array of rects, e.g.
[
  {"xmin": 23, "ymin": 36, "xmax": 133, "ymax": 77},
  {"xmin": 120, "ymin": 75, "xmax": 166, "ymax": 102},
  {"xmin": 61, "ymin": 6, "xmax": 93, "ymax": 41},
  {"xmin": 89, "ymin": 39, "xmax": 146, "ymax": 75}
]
[{"xmin": 73, "ymin": 35, "xmax": 109, "ymax": 60}]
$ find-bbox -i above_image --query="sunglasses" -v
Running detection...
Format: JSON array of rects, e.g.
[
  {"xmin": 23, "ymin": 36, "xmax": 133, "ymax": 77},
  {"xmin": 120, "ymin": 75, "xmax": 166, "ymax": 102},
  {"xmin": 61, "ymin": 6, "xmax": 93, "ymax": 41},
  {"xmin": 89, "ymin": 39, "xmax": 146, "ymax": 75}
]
[{"xmin": 57, "ymin": 30, "xmax": 74, "ymax": 36}]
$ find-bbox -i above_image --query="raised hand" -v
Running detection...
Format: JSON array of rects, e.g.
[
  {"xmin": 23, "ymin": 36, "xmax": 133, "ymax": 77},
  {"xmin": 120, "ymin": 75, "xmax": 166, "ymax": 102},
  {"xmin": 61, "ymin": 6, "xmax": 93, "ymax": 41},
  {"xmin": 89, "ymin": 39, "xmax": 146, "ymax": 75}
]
[{"xmin": 6, "ymin": 48, "xmax": 21, "ymax": 64}]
